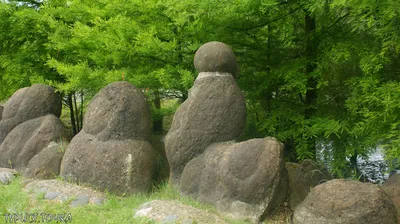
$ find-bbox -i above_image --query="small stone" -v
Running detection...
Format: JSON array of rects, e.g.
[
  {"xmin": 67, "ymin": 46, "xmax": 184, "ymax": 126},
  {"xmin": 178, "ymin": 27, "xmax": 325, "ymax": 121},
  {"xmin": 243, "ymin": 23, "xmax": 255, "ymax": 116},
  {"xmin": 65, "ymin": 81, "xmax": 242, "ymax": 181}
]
[
  {"xmin": 0, "ymin": 171, "xmax": 14, "ymax": 184},
  {"xmin": 89, "ymin": 197, "xmax": 105, "ymax": 205},
  {"xmin": 161, "ymin": 215, "xmax": 178, "ymax": 223},
  {"xmin": 134, "ymin": 207, "xmax": 152, "ymax": 218},
  {"xmin": 44, "ymin": 192, "xmax": 61, "ymax": 200},
  {"xmin": 137, "ymin": 201, "xmax": 152, "ymax": 210},
  {"xmin": 70, "ymin": 195, "xmax": 89, "ymax": 207}
]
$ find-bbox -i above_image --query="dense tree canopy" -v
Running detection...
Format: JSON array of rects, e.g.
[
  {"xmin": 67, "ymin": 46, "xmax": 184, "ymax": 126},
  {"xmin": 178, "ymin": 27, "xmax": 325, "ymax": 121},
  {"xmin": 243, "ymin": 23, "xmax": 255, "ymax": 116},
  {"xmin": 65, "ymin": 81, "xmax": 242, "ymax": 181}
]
[{"xmin": 1, "ymin": 0, "xmax": 399, "ymax": 177}]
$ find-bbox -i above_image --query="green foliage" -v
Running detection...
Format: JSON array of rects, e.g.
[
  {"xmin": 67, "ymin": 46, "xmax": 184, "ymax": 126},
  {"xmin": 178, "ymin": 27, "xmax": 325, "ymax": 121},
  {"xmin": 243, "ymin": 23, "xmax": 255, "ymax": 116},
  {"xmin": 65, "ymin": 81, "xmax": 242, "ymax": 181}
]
[{"xmin": 1, "ymin": 0, "xmax": 400, "ymax": 177}]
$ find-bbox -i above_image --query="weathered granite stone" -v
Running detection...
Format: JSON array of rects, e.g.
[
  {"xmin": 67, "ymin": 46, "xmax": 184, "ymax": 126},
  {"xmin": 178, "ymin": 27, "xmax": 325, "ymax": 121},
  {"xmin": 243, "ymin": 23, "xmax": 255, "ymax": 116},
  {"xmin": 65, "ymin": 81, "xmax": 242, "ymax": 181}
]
[
  {"xmin": 0, "ymin": 84, "xmax": 61, "ymax": 144},
  {"xmin": 82, "ymin": 82, "xmax": 151, "ymax": 141},
  {"xmin": 71, "ymin": 195, "xmax": 89, "ymax": 207},
  {"xmin": 61, "ymin": 82, "xmax": 156, "ymax": 195},
  {"xmin": 165, "ymin": 71, "xmax": 246, "ymax": 186},
  {"xmin": 181, "ymin": 138, "xmax": 289, "ymax": 222},
  {"xmin": 286, "ymin": 159, "xmax": 332, "ymax": 209},
  {"xmin": 194, "ymin": 41, "xmax": 239, "ymax": 77},
  {"xmin": 0, "ymin": 115, "xmax": 66, "ymax": 171},
  {"xmin": 44, "ymin": 191, "xmax": 61, "ymax": 200},
  {"xmin": 24, "ymin": 142, "xmax": 64, "ymax": 179},
  {"xmin": 165, "ymin": 42, "xmax": 289, "ymax": 222},
  {"xmin": 293, "ymin": 179, "xmax": 398, "ymax": 224},
  {"xmin": 382, "ymin": 174, "xmax": 400, "ymax": 223},
  {"xmin": 0, "ymin": 171, "xmax": 15, "ymax": 184}
]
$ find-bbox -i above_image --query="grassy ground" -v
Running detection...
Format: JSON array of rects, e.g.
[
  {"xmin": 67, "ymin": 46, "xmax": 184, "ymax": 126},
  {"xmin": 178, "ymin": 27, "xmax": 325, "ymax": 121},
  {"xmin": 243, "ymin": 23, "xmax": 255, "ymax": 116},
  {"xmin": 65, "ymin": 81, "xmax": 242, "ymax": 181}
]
[{"xmin": 2, "ymin": 176, "xmax": 283, "ymax": 224}]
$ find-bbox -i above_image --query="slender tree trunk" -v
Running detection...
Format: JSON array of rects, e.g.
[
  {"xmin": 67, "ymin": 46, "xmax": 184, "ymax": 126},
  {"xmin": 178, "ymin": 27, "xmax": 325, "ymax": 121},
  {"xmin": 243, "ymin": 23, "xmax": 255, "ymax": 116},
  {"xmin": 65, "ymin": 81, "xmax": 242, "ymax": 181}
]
[
  {"xmin": 80, "ymin": 92, "xmax": 84, "ymax": 129},
  {"xmin": 73, "ymin": 92, "xmax": 80, "ymax": 132},
  {"xmin": 304, "ymin": 12, "xmax": 317, "ymax": 160},
  {"xmin": 67, "ymin": 93, "xmax": 77, "ymax": 136},
  {"xmin": 304, "ymin": 13, "xmax": 317, "ymax": 119}
]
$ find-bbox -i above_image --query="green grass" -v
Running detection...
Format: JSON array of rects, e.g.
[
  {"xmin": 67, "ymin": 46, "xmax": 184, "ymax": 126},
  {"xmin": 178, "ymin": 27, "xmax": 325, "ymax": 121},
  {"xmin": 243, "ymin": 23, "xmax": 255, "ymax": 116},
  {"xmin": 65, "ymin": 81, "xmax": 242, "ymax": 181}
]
[{"xmin": 0, "ymin": 177, "xmax": 261, "ymax": 224}]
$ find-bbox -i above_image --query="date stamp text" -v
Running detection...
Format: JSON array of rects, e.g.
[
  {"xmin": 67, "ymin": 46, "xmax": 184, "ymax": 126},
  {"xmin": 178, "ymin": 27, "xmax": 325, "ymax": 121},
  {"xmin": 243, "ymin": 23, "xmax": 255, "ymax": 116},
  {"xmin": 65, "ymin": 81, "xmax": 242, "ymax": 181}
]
[{"xmin": 4, "ymin": 213, "xmax": 72, "ymax": 223}]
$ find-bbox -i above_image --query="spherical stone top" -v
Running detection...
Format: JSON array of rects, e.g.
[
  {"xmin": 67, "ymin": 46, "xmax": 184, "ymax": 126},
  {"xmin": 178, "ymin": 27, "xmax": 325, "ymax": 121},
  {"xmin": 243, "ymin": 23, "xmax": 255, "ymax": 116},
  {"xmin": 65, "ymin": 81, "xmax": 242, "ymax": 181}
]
[{"xmin": 194, "ymin": 41, "xmax": 239, "ymax": 77}]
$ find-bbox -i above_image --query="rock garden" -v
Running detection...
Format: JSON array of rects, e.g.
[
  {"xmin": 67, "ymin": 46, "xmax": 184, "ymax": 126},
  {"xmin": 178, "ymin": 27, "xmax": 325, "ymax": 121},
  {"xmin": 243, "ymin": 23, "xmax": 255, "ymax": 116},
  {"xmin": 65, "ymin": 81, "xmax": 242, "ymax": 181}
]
[{"xmin": 0, "ymin": 42, "xmax": 399, "ymax": 224}]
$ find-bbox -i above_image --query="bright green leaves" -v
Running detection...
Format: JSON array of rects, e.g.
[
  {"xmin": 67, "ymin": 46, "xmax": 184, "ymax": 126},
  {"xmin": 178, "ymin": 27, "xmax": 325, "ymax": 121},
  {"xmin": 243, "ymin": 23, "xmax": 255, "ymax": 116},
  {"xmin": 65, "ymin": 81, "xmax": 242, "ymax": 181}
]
[
  {"xmin": 1, "ymin": 0, "xmax": 399, "ymax": 177},
  {"xmin": 0, "ymin": 2, "xmax": 56, "ymax": 100}
]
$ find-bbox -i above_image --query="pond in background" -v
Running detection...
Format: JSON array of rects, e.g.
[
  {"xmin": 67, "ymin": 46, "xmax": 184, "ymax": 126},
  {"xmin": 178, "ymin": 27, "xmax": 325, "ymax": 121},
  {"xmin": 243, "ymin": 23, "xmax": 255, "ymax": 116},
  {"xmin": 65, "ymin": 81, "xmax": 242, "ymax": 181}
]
[
  {"xmin": 357, "ymin": 147, "xmax": 399, "ymax": 184},
  {"xmin": 317, "ymin": 144, "xmax": 400, "ymax": 184}
]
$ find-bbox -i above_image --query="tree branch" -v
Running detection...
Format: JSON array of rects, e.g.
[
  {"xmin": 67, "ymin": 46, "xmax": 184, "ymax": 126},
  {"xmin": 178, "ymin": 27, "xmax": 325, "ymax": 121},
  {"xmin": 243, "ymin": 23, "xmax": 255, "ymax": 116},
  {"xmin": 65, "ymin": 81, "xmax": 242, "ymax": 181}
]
[{"xmin": 227, "ymin": 7, "xmax": 302, "ymax": 31}]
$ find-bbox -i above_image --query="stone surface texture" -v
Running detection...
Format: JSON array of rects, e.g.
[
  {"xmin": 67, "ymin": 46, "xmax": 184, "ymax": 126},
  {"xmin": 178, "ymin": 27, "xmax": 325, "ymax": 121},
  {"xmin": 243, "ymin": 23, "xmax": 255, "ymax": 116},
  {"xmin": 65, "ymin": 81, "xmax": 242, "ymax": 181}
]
[
  {"xmin": 0, "ymin": 84, "xmax": 66, "ymax": 177},
  {"xmin": 24, "ymin": 179, "xmax": 105, "ymax": 206},
  {"xmin": 165, "ymin": 70, "xmax": 246, "ymax": 186},
  {"xmin": 0, "ymin": 84, "xmax": 62, "ymax": 144},
  {"xmin": 286, "ymin": 159, "xmax": 332, "ymax": 209},
  {"xmin": 180, "ymin": 138, "xmax": 288, "ymax": 222},
  {"xmin": 293, "ymin": 179, "xmax": 398, "ymax": 224},
  {"xmin": 24, "ymin": 141, "xmax": 65, "ymax": 179},
  {"xmin": 165, "ymin": 42, "xmax": 289, "ymax": 222},
  {"xmin": 60, "ymin": 81, "xmax": 156, "ymax": 195},
  {"xmin": 0, "ymin": 168, "xmax": 17, "ymax": 185},
  {"xmin": 382, "ymin": 174, "xmax": 400, "ymax": 223},
  {"xmin": 194, "ymin": 41, "xmax": 239, "ymax": 77},
  {"xmin": 0, "ymin": 114, "xmax": 66, "ymax": 171}
]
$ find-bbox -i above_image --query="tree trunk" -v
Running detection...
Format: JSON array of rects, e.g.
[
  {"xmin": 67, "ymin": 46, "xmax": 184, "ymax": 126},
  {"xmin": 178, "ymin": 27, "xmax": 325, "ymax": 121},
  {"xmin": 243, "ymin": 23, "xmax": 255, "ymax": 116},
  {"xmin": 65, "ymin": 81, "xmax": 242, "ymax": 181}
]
[
  {"xmin": 80, "ymin": 92, "xmax": 84, "ymax": 130},
  {"xmin": 304, "ymin": 12, "xmax": 317, "ymax": 159},
  {"xmin": 284, "ymin": 139, "xmax": 299, "ymax": 162},
  {"xmin": 67, "ymin": 93, "xmax": 77, "ymax": 136},
  {"xmin": 304, "ymin": 13, "xmax": 317, "ymax": 118},
  {"xmin": 73, "ymin": 92, "xmax": 80, "ymax": 132}
]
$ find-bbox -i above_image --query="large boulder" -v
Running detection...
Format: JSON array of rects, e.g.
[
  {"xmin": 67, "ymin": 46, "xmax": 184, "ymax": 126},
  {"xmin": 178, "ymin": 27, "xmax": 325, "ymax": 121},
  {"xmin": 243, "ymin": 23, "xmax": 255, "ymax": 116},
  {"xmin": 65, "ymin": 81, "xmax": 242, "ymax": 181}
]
[
  {"xmin": 286, "ymin": 159, "xmax": 332, "ymax": 209},
  {"xmin": 180, "ymin": 137, "xmax": 289, "ymax": 222},
  {"xmin": 0, "ymin": 84, "xmax": 62, "ymax": 144},
  {"xmin": 293, "ymin": 179, "xmax": 398, "ymax": 224},
  {"xmin": 382, "ymin": 174, "xmax": 400, "ymax": 222},
  {"xmin": 60, "ymin": 82, "xmax": 156, "ymax": 195},
  {"xmin": 165, "ymin": 42, "xmax": 246, "ymax": 186},
  {"xmin": 0, "ymin": 114, "xmax": 66, "ymax": 171},
  {"xmin": 24, "ymin": 141, "xmax": 65, "ymax": 179}
]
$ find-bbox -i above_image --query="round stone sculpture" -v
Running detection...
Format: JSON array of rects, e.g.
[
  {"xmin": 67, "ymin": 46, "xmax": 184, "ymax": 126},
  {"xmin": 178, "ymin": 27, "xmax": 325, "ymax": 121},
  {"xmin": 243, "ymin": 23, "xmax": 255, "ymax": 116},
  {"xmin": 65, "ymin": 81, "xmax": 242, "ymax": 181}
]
[
  {"xmin": 165, "ymin": 42, "xmax": 289, "ymax": 222},
  {"xmin": 166, "ymin": 42, "xmax": 246, "ymax": 186},
  {"xmin": 194, "ymin": 41, "xmax": 238, "ymax": 77}
]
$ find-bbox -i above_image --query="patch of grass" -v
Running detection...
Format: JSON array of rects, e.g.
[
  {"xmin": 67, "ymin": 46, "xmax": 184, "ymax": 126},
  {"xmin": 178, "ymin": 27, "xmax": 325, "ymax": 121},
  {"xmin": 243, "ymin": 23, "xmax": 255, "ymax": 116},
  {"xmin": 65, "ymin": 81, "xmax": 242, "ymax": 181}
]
[{"xmin": 0, "ymin": 178, "xmax": 290, "ymax": 224}]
